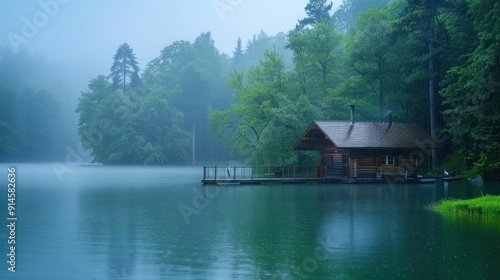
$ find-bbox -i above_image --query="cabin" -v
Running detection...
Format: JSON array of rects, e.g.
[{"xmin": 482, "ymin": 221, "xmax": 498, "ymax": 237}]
[{"xmin": 293, "ymin": 106, "xmax": 437, "ymax": 182}]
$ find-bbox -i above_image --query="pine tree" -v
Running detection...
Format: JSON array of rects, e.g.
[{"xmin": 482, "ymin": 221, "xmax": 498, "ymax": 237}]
[
  {"xmin": 296, "ymin": 0, "xmax": 333, "ymax": 30},
  {"xmin": 108, "ymin": 42, "xmax": 140, "ymax": 93},
  {"xmin": 232, "ymin": 37, "xmax": 244, "ymax": 69}
]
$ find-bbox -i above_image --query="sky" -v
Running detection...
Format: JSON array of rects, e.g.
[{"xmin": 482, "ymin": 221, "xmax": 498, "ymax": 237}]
[{"xmin": 1, "ymin": 0, "xmax": 343, "ymax": 76}]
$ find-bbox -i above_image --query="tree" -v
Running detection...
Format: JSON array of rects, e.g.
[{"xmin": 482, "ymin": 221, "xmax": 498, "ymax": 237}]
[
  {"xmin": 343, "ymin": 7, "xmax": 394, "ymax": 110},
  {"xmin": 134, "ymin": 87, "xmax": 190, "ymax": 164},
  {"xmin": 77, "ymin": 72, "xmax": 191, "ymax": 165},
  {"xmin": 287, "ymin": 22, "xmax": 341, "ymax": 112},
  {"xmin": 440, "ymin": 0, "xmax": 500, "ymax": 179},
  {"xmin": 0, "ymin": 84, "xmax": 17, "ymax": 158},
  {"xmin": 238, "ymin": 31, "xmax": 293, "ymax": 70},
  {"xmin": 232, "ymin": 37, "xmax": 244, "ymax": 69},
  {"xmin": 143, "ymin": 33, "xmax": 232, "ymax": 164},
  {"xmin": 296, "ymin": 0, "xmax": 333, "ymax": 30},
  {"xmin": 108, "ymin": 43, "xmax": 140, "ymax": 93},
  {"xmin": 390, "ymin": 0, "xmax": 449, "ymax": 168},
  {"xmin": 211, "ymin": 49, "xmax": 322, "ymax": 165},
  {"xmin": 332, "ymin": 0, "xmax": 391, "ymax": 33}
]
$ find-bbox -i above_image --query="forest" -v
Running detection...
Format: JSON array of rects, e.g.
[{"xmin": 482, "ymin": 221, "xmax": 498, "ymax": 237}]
[{"xmin": 0, "ymin": 0, "xmax": 498, "ymax": 179}]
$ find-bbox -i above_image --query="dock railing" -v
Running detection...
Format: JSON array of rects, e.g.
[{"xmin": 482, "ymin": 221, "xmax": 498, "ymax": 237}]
[{"xmin": 202, "ymin": 166, "xmax": 326, "ymax": 184}]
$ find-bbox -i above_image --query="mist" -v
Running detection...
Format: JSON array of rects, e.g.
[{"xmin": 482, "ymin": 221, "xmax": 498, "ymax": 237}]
[
  {"xmin": 1, "ymin": 0, "xmax": 331, "ymax": 73},
  {"xmin": 1, "ymin": 0, "xmax": 498, "ymax": 179}
]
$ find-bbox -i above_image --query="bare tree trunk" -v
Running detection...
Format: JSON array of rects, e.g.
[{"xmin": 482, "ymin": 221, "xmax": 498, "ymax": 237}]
[{"xmin": 191, "ymin": 120, "xmax": 196, "ymax": 166}]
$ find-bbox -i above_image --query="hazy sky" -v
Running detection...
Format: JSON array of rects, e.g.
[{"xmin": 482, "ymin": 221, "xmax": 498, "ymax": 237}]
[{"xmin": 1, "ymin": 0, "xmax": 342, "ymax": 75}]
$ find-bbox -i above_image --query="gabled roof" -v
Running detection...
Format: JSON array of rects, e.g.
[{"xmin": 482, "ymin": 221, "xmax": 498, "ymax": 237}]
[{"xmin": 294, "ymin": 121, "xmax": 437, "ymax": 150}]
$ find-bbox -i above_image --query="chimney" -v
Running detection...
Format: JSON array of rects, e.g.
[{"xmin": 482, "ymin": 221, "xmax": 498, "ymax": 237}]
[
  {"xmin": 349, "ymin": 105, "xmax": 355, "ymax": 125},
  {"xmin": 387, "ymin": 110, "xmax": 393, "ymax": 129}
]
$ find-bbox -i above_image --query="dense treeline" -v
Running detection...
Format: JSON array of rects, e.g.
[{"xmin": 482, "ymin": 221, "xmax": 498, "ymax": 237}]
[
  {"xmin": 76, "ymin": 33, "xmax": 291, "ymax": 165},
  {"xmin": 0, "ymin": 49, "xmax": 82, "ymax": 162},
  {"xmin": 6, "ymin": 0, "xmax": 494, "ymax": 178},
  {"xmin": 210, "ymin": 0, "xmax": 499, "ymax": 178}
]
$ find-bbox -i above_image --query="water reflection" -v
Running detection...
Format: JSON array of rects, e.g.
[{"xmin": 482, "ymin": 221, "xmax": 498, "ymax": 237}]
[
  {"xmin": 76, "ymin": 178, "xmax": 499, "ymax": 279},
  {"xmin": 1, "ymin": 164, "xmax": 499, "ymax": 279}
]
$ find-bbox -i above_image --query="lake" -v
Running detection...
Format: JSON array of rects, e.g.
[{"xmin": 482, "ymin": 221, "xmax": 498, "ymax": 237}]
[{"xmin": 0, "ymin": 164, "xmax": 499, "ymax": 279}]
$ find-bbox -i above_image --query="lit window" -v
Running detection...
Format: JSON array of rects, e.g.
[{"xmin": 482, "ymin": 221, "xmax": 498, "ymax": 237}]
[{"xmin": 381, "ymin": 155, "xmax": 394, "ymax": 165}]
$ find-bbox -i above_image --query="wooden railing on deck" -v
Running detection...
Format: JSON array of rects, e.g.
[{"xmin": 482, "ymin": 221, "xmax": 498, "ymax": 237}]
[{"xmin": 202, "ymin": 166, "xmax": 326, "ymax": 183}]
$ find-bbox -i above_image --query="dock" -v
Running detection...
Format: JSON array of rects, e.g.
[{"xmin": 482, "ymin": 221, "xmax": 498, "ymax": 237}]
[
  {"xmin": 202, "ymin": 166, "xmax": 434, "ymax": 185},
  {"xmin": 202, "ymin": 166, "xmax": 333, "ymax": 184}
]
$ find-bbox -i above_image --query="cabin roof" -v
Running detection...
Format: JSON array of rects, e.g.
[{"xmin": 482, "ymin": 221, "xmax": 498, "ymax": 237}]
[{"xmin": 294, "ymin": 121, "xmax": 438, "ymax": 150}]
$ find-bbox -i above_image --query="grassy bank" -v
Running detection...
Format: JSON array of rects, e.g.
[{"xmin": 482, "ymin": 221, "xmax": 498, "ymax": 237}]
[{"xmin": 427, "ymin": 195, "xmax": 500, "ymax": 218}]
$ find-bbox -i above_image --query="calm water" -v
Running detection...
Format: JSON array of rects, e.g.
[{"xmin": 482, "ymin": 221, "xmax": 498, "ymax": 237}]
[{"xmin": 0, "ymin": 164, "xmax": 499, "ymax": 280}]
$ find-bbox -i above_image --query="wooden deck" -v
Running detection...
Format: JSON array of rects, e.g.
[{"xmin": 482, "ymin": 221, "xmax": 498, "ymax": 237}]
[
  {"xmin": 202, "ymin": 166, "xmax": 431, "ymax": 185},
  {"xmin": 202, "ymin": 166, "xmax": 333, "ymax": 184}
]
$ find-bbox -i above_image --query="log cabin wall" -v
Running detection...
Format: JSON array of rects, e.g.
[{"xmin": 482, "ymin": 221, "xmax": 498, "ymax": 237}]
[
  {"xmin": 348, "ymin": 149, "xmax": 418, "ymax": 179},
  {"xmin": 294, "ymin": 121, "xmax": 438, "ymax": 180}
]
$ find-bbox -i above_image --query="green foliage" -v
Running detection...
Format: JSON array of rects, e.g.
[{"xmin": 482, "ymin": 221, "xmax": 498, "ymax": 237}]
[
  {"xmin": 287, "ymin": 22, "xmax": 342, "ymax": 111},
  {"xmin": 427, "ymin": 195, "xmax": 500, "ymax": 218},
  {"xmin": 76, "ymin": 76, "xmax": 190, "ymax": 165},
  {"xmin": 207, "ymin": 0, "xmax": 499, "ymax": 177},
  {"xmin": 143, "ymin": 32, "xmax": 232, "ymax": 163},
  {"xmin": 333, "ymin": 0, "xmax": 392, "ymax": 32},
  {"xmin": 431, "ymin": 150, "xmax": 469, "ymax": 176},
  {"xmin": 0, "ymin": 120, "xmax": 15, "ymax": 156},
  {"xmin": 440, "ymin": 0, "xmax": 500, "ymax": 179},
  {"xmin": 0, "ymin": 83, "xmax": 64, "ymax": 161},
  {"xmin": 234, "ymin": 31, "xmax": 293, "ymax": 71},
  {"xmin": 296, "ymin": 0, "xmax": 333, "ymax": 30},
  {"xmin": 0, "ymin": 49, "xmax": 81, "ymax": 162},
  {"xmin": 211, "ymin": 49, "xmax": 323, "ymax": 165},
  {"xmin": 343, "ymin": 7, "xmax": 394, "ymax": 109}
]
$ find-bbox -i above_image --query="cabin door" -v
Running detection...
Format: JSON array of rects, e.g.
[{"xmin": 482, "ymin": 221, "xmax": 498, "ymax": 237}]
[{"xmin": 326, "ymin": 153, "xmax": 343, "ymax": 178}]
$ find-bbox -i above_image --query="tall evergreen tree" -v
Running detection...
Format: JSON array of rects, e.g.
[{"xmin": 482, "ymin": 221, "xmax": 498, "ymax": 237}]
[
  {"xmin": 296, "ymin": 0, "xmax": 333, "ymax": 30},
  {"xmin": 108, "ymin": 43, "xmax": 140, "ymax": 93},
  {"xmin": 440, "ymin": 0, "xmax": 500, "ymax": 179},
  {"xmin": 232, "ymin": 37, "xmax": 244, "ymax": 69}
]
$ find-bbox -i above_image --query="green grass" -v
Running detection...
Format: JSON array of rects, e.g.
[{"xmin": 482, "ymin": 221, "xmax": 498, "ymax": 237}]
[
  {"xmin": 427, "ymin": 195, "xmax": 500, "ymax": 218},
  {"xmin": 427, "ymin": 150, "xmax": 469, "ymax": 176}
]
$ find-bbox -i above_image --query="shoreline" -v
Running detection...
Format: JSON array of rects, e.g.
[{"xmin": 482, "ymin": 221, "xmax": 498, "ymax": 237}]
[{"xmin": 427, "ymin": 195, "xmax": 500, "ymax": 218}]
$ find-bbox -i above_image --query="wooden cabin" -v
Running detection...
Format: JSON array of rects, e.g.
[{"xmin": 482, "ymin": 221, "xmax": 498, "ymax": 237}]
[{"xmin": 293, "ymin": 111, "xmax": 437, "ymax": 182}]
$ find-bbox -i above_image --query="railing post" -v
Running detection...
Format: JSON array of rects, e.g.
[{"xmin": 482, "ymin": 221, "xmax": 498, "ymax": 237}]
[{"xmin": 234, "ymin": 166, "xmax": 237, "ymax": 181}]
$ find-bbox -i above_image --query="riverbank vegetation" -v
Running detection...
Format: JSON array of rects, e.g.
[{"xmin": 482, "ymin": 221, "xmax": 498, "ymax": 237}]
[{"xmin": 428, "ymin": 195, "xmax": 500, "ymax": 218}]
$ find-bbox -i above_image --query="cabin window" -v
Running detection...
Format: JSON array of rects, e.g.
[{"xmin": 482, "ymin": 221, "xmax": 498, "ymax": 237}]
[{"xmin": 380, "ymin": 155, "xmax": 394, "ymax": 165}]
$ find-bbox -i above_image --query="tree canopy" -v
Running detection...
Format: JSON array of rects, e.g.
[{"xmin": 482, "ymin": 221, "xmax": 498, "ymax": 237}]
[{"xmin": 67, "ymin": 0, "xmax": 500, "ymax": 178}]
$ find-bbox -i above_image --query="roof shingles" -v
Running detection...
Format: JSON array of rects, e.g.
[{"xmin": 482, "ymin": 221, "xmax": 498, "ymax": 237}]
[{"xmin": 298, "ymin": 121, "xmax": 436, "ymax": 149}]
